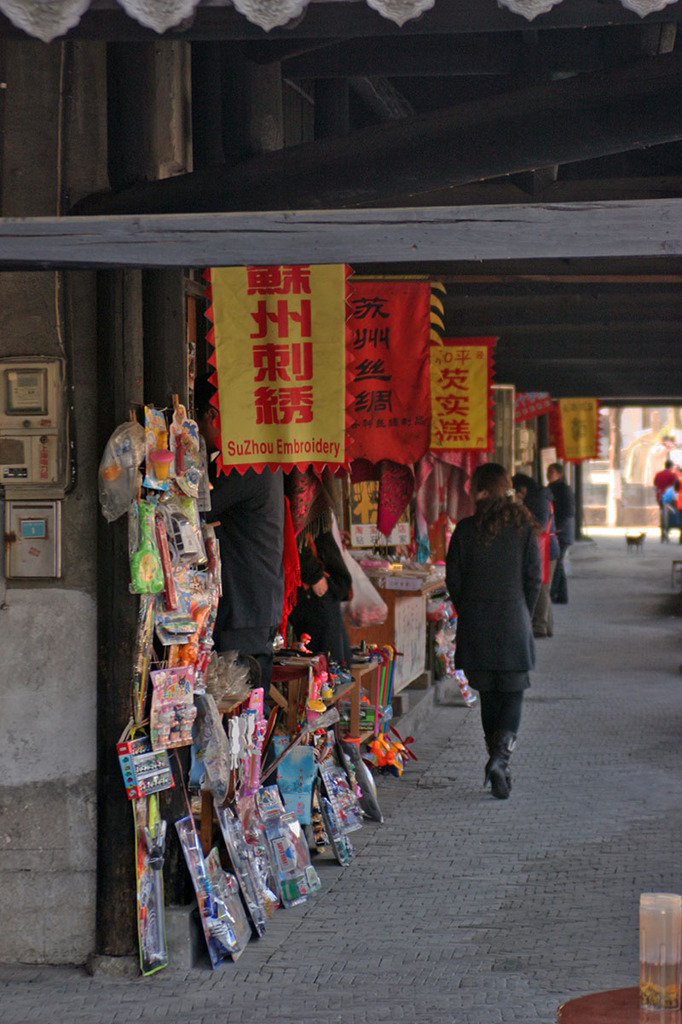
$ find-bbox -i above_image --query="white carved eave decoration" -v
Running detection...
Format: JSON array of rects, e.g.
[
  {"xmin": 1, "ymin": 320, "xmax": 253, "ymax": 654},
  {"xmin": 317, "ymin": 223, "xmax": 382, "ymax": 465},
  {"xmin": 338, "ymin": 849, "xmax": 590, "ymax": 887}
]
[
  {"xmin": 0, "ymin": 0, "xmax": 92, "ymax": 43},
  {"xmin": 496, "ymin": 0, "xmax": 567, "ymax": 19},
  {"xmin": 619, "ymin": 0, "xmax": 679, "ymax": 14},
  {"xmin": 0, "ymin": 0, "xmax": 680, "ymax": 42},
  {"xmin": 497, "ymin": 0, "xmax": 679, "ymax": 18},
  {"xmin": 116, "ymin": 0, "xmax": 202, "ymax": 33},
  {"xmin": 230, "ymin": 0, "xmax": 310, "ymax": 32},
  {"xmin": 365, "ymin": 0, "xmax": 435, "ymax": 27}
]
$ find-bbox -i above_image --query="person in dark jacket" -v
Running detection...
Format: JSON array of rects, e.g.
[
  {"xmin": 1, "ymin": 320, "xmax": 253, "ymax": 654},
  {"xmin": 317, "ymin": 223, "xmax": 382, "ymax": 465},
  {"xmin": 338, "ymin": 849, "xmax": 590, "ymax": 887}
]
[
  {"xmin": 288, "ymin": 526, "xmax": 353, "ymax": 667},
  {"xmin": 446, "ymin": 463, "xmax": 542, "ymax": 800},
  {"xmin": 547, "ymin": 462, "xmax": 576, "ymax": 604},
  {"xmin": 195, "ymin": 375, "xmax": 284, "ymax": 689},
  {"xmin": 512, "ymin": 472, "xmax": 560, "ymax": 639}
]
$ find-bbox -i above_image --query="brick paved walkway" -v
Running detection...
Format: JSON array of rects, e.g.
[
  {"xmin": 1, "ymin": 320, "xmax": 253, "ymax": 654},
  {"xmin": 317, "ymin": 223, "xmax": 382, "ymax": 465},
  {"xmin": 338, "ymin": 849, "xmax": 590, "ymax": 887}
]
[{"xmin": 2, "ymin": 535, "xmax": 682, "ymax": 1024}]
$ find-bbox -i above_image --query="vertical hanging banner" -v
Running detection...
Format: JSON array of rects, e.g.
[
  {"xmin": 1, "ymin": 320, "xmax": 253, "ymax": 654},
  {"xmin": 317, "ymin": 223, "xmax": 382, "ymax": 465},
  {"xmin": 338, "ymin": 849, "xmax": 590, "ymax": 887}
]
[
  {"xmin": 207, "ymin": 265, "xmax": 351, "ymax": 474},
  {"xmin": 430, "ymin": 337, "xmax": 496, "ymax": 451},
  {"xmin": 555, "ymin": 397, "xmax": 600, "ymax": 462},
  {"xmin": 347, "ymin": 280, "xmax": 431, "ymax": 465}
]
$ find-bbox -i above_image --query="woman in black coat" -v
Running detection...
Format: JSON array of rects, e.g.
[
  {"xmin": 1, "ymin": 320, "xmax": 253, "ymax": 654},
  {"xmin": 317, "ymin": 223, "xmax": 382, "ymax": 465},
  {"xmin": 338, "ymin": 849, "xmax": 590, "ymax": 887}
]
[
  {"xmin": 288, "ymin": 527, "xmax": 353, "ymax": 667},
  {"xmin": 446, "ymin": 463, "xmax": 542, "ymax": 799}
]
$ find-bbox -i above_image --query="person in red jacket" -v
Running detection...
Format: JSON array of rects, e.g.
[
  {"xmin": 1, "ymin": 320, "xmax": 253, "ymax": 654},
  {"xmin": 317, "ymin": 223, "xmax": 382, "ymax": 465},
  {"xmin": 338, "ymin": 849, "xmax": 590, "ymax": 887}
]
[{"xmin": 653, "ymin": 459, "xmax": 677, "ymax": 542}]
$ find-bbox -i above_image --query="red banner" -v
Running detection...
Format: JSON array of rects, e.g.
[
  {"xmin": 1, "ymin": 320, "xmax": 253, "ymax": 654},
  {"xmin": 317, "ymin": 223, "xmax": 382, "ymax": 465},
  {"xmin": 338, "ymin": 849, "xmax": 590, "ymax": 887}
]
[
  {"xmin": 515, "ymin": 391, "xmax": 553, "ymax": 423},
  {"xmin": 346, "ymin": 280, "xmax": 431, "ymax": 465}
]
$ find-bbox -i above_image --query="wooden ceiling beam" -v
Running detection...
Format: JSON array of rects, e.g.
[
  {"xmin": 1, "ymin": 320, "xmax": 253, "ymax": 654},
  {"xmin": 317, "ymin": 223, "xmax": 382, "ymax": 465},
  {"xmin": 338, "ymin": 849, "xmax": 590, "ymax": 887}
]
[
  {"xmin": 2, "ymin": 200, "xmax": 682, "ymax": 268},
  {"xmin": 276, "ymin": 28, "xmax": 655, "ymax": 79},
  {"xmin": 74, "ymin": 52, "xmax": 682, "ymax": 216},
  {"xmin": 445, "ymin": 296, "xmax": 682, "ymax": 327}
]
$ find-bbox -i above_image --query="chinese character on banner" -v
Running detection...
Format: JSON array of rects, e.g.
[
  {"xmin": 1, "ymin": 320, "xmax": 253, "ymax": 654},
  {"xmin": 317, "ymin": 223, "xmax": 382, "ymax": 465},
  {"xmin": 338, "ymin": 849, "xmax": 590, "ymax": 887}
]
[
  {"xmin": 429, "ymin": 337, "xmax": 496, "ymax": 451},
  {"xmin": 553, "ymin": 398, "xmax": 600, "ymax": 462},
  {"xmin": 205, "ymin": 265, "xmax": 351, "ymax": 474},
  {"xmin": 346, "ymin": 281, "xmax": 432, "ymax": 465}
]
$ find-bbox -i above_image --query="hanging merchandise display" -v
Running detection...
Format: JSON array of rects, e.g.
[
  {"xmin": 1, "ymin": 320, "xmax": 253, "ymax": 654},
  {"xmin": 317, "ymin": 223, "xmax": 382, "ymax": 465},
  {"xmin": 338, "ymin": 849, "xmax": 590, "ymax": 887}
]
[{"xmin": 98, "ymin": 337, "xmax": 426, "ymax": 975}]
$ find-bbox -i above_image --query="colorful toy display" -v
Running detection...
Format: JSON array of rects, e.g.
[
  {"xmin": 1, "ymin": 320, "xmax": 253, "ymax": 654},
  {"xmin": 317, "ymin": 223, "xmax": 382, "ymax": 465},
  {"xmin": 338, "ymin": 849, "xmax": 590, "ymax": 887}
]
[{"xmin": 100, "ymin": 400, "xmax": 422, "ymax": 977}]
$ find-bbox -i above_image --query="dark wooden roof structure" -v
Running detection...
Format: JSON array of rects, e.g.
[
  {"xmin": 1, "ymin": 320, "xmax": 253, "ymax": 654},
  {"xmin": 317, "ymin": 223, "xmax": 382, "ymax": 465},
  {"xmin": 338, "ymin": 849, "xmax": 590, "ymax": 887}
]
[{"xmin": 3, "ymin": 0, "xmax": 682, "ymax": 401}]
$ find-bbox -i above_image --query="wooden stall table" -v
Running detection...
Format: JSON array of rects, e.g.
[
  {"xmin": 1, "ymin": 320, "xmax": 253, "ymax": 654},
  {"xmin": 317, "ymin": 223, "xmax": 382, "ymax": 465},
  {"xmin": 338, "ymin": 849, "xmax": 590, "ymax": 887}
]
[
  {"xmin": 346, "ymin": 571, "xmax": 445, "ymax": 695},
  {"xmin": 557, "ymin": 987, "xmax": 681, "ymax": 1023}
]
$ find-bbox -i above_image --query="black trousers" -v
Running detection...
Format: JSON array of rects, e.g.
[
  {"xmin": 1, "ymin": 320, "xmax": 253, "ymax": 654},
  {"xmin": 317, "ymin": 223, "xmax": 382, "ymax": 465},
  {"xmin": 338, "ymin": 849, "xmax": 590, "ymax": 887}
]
[{"xmin": 477, "ymin": 690, "xmax": 524, "ymax": 742}]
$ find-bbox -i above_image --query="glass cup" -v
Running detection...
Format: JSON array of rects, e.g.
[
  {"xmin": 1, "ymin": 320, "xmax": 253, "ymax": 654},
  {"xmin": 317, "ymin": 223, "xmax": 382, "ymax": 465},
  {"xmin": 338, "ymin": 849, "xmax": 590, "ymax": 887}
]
[{"xmin": 640, "ymin": 892, "xmax": 682, "ymax": 1010}]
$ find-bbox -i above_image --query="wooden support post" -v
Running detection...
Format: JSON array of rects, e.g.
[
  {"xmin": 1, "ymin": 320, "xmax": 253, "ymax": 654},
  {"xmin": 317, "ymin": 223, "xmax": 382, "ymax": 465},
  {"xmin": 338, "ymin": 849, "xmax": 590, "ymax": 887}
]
[{"xmin": 95, "ymin": 269, "xmax": 144, "ymax": 957}]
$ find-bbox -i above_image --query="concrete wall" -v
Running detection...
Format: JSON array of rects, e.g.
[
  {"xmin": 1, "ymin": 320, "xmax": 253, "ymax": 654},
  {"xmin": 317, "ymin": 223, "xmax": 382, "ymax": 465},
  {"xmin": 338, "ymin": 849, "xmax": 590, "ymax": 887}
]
[{"xmin": 0, "ymin": 40, "xmax": 107, "ymax": 964}]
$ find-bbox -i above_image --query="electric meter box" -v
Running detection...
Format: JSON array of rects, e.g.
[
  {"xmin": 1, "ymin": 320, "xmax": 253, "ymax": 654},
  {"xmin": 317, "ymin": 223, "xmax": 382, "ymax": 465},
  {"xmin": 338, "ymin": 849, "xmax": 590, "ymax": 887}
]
[
  {"xmin": 6, "ymin": 500, "xmax": 62, "ymax": 578},
  {"xmin": 0, "ymin": 357, "xmax": 69, "ymax": 498}
]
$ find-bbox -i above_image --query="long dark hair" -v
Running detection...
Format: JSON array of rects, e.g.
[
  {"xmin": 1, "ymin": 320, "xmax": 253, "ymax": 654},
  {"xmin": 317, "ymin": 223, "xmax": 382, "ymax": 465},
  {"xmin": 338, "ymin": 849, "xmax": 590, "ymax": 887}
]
[{"xmin": 471, "ymin": 463, "xmax": 534, "ymax": 542}]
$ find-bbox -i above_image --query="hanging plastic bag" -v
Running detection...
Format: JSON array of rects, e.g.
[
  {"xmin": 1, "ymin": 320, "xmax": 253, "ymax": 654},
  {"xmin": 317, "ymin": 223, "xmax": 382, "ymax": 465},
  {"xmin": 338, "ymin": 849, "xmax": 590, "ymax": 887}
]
[
  {"xmin": 99, "ymin": 421, "xmax": 145, "ymax": 522},
  {"xmin": 343, "ymin": 554, "xmax": 388, "ymax": 628}
]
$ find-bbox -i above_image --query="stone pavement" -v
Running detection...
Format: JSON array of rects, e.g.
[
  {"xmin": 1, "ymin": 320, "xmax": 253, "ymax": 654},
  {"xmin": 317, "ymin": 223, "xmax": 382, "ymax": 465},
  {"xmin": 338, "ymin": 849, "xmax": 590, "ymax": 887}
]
[{"xmin": 3, "ymin": 535, "xmax": 682, "ymax": 1024}]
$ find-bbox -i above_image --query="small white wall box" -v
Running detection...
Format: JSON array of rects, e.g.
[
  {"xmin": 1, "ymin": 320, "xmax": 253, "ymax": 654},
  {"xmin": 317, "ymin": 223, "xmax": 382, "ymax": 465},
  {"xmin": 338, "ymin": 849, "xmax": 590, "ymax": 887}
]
[{"xmin": 6, "ymin": 500, "xmax": 62, "ymax": 578}]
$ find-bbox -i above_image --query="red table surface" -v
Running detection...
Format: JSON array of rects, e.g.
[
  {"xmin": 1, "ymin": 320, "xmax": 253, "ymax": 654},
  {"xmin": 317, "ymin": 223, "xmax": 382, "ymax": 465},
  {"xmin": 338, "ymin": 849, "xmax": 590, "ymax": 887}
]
[{"xmin": 557, "ymin": 987, "xmax": 682, "ymax": 1023}]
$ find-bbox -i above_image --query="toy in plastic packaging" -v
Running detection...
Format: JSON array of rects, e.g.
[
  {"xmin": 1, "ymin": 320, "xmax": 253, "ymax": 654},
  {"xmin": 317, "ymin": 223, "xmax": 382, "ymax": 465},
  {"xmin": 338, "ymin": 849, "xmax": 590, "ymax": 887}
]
[
  {"xmin": 318, "ymin": 787, "xmax": 355, "ymax": 865},
  {"xmin": 133, "ymin": 794, "xmax": 168, "ymax": 975},
  {"xmin": 154, "ymin": 513, "xmax": 177, "ymax": 611},
  {"xmin": 272, "ymin": 738, "xmax": 316, "ymax": 824},
  {"xmin": 118, "ymin": 732, "xmax": 174, "ymax": 800},
  {"xmin": 318, "ymin": 757, "xmax": 363, "ymax": 835},
  {"xmin": 340, "ymin": 737, "xmax": 384, "ymax": 823},
  {"xmin": 170, "ymin": 399, "xmax": 204, "ymax": 499},
  {"xmin": 132, "ymin": 593, "xmax": 156, "ymax": 725},
  {"xmin": 143, "ymin": 406, "xmax": 173, "ymax": 492},
  {"xmin": 242, "ymin": 688, "xmax": 267, "ymax": 796},
  {"xmin": 215, "ymin": 804, "xmax": 269, "ymax": 936},
  {"xmin": 157, "ymin": 494, "xmax": 206, "ymax": 567},
  {"xmin": 99, "ymin": 420, "xmax": 146, "ymax": 522},
  {"xmin": 129, "ymin": 500, "xmax": 164, "ymax": 595},
  {"xmin": 205, "ymin": 848, "xmax": 252, "ymax": 961},
  {"xmin": 175, "ymin": 815, "xmax": 231, "ymax": 969},
  {"xmin": 149, "ymin": 666, "xmax": 197, "ymax": 751},
  {"xmin": 235, "ymin": 792, "xmax": 280, "ymax": 915},
  {"xmin": 192, "ymin": 693, "xmax": 231, "ymax": 804},
  {"xmin": 255, "ymin": 786, "xmax": 321, "ymax": 908}
]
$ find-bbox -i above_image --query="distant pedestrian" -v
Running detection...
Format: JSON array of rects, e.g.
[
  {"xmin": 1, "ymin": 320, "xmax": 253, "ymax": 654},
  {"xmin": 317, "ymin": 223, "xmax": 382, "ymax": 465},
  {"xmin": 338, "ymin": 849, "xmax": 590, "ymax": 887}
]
[
  {"xmin": 446, "ymin": 463, "xmax": 542, "ymax": 800},
  {"xmin": 512, "ymin": 472, "xmax": 559, "ymax": 638},
  {"xmin": 653, "ymin": 459, "xmax": 677, "ymax": 542},
  {"xmin": 547, "ymin": 462, "xmax": 575, "ymax": 605}
]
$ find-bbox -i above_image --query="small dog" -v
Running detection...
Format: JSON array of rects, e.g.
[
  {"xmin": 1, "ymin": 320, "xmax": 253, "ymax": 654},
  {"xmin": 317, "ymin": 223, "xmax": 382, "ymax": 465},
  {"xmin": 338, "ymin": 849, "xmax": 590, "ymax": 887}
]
[{"xmin": 625, "ymin": 532, "xmax": 646, "ymax": 553}]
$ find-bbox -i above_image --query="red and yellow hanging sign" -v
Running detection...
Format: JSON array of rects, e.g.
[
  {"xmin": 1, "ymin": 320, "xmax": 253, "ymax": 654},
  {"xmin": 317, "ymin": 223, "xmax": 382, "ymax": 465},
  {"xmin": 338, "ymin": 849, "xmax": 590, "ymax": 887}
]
[
  {"xmin": 554, "ymin": 397, "xmax": 600, "ymax": 462},
  {"xmin": 429, "ymin": 337, "xmax": 496, "ymax": 451},
  {"xmin": 347, "ymin": 280, "xmax": 431, "ymax": 465},
  {"xmin": 206, "ymin": 264, "xmax": 351, "ymax": 474}
]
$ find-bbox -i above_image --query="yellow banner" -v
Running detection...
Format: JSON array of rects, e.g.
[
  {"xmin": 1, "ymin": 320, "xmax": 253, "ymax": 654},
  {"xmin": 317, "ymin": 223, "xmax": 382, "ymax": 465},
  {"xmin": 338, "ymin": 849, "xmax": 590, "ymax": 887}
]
[
  {"xmin": 558, "ymin": 397, "xmax": 600, "ymax": 461},
  {"xmin": 430, "ymin": 337, "xmax": 495, "ymax": 450},
  {"xmin": 209, "ymin": 264, "xmax": 348, "ymax": 471}
]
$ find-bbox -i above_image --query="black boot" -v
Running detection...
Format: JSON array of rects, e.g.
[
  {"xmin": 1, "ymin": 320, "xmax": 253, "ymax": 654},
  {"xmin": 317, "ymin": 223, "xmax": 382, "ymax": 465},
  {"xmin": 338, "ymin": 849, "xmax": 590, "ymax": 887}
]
[
  {"xmin": 487, "ymin": 731, "xmax": 517, "ymax": 800},
  {"xmin": 484, "ymin": 737, "xmax": 492, "ymax": 787}
]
